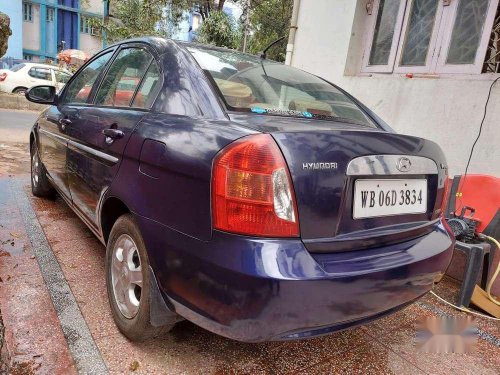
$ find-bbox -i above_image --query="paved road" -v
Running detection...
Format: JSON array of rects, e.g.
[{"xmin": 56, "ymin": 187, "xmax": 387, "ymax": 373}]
[{"xmin": 0, "ymin": 108, "xmax": 39, "ymax": 143}]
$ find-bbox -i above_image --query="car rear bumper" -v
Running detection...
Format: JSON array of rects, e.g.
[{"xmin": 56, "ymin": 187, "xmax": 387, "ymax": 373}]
[{"xmin": 137, "ymin": 216, "xmax": 454, "ymax": 342}]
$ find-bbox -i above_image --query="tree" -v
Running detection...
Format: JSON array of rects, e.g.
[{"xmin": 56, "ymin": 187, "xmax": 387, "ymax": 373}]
[
  {"xmin": 98, "ymin": 1, "xmax": 240, "ymax": 44},
  {"xmin": 247, "ymin": 0, "xmax": 293, "ymax": 61},
  {"xmin": 196, "ymin": 10, "xmax": 238, "ymax": 48},
  {"xmin": 95, "ymin": 0, "xmax": 293, "ymax": 59},
  {"xmin": 176, "ymin": 0, "xmax": 229, "ymax": 20},
  {"xmin": 0, "ymin": 12, "xmax": 12, "ymax": 58},
  {"xmin": 95, "ymin": 0, "xmax": 168, "ymax": 44}
]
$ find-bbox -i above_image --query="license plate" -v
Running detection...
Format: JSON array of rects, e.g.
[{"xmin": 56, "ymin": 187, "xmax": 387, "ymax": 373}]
[{"xmin": 353, "ymin": 179, "xmax": 427, "ymax": 219}]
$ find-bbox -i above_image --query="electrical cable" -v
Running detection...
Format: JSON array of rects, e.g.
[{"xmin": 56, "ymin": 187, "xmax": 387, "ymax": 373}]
[
  {"xmin": 430, "ymin": 234, "xmax": 500, "ymax": 320},
  {"xmin": 456, "ymin": 76, "xmax": 500, "ymax": 214},
  {"xmin": 480, "ymin": 235, "xmax": 500, "ymax": 306},
  {"xmin": 429, "ymin": 290, "xmax": 500, "ymax": 321}
]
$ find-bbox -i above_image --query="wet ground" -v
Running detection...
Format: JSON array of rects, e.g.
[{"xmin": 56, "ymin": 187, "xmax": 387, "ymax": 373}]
[{"xmin": 0, "ymin": 110, "xmax": 499, "ymax": 374}]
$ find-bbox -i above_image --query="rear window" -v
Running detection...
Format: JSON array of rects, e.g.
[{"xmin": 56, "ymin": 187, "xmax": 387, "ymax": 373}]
[
  {"xmin": 10, "ymin": 63, "xmax": 25, "ymax": 72},
  {"xmin": 187, "ymin": 46, "xmax": 376, "ymax": 127}
]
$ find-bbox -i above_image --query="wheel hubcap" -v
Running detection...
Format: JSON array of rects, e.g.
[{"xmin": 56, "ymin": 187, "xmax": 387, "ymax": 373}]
[
  {"xmin": 31, "ymin": 152, "xmax": 40, "ymax": 187},
  {"xmin": 111, "ymin": 234, "xmax": 143, "ymax": 319}
]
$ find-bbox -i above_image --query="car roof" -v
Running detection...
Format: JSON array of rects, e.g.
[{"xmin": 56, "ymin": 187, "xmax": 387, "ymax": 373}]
[
  {"xmin": 20, "ymin": 62, "xmax": 71, "ymax": 73},
  {"xmin": 105, "ymin": 36, "xmax": 261, "ymax": 60}
]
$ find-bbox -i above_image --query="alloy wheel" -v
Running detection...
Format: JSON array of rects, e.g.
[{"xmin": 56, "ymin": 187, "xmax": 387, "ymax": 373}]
[
  {"xmin": 31, "ymin": 151, "xmax": 40, "ymax": 188},
  {"xmin": 111, "ymin": 234, "xmax": 143, "ymax": 319}
]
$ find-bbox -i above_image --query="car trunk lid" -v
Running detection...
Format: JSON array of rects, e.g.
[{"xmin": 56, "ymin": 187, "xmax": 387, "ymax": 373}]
[{"xmin": 229, "ymin": 113, "xmax": 448, "ymax": 252}]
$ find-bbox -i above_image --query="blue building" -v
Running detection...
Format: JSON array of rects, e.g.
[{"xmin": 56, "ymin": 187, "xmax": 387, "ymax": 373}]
[{"xmin": 0, "ymin": 0, "xmax": 106, "ymax": 65}]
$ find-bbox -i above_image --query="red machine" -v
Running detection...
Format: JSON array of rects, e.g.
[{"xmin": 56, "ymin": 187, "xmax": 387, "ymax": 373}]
[{"xmin": 444, "ymin": 174, "xmax": 500, "ymax": 239}]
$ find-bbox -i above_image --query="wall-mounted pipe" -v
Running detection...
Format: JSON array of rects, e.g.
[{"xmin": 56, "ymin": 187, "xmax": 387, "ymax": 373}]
[{"xmin": 285, "ymin": 0, "xmax": 300, "ymax": 65}]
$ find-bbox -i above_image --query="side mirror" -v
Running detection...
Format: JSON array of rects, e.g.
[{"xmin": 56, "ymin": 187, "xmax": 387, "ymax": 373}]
[{"xmin": 25, "ymin": 85, "xmax": 58, "ymax": 105}]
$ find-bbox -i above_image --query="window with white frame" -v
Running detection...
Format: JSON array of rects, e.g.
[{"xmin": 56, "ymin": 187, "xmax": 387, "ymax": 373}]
[
  {"xmin": 23, "ymin": 3, "xmax": 33, "ymax": 22},
  {"xmin": 80, "ymin": 16, "xmax": 91, "ymax": 34},
  {"xmin": 362, "ymin": 0, "xmax": 500, "ymax": 75},
  {"xmin": 80, "ymin": 16, "xmax": 99, "ymax": 36},
  {"xmin": 47, "ymin": 8, "xmax": 55, "ymax": 22}
]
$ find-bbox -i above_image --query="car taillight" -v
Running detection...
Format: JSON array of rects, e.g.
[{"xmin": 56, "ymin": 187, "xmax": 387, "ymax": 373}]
[
  {"xmin": 0, "ymin": 73, "xmax": 7, "ymax": 82},
  {"xmin": 212, "ymin": 134, "xmax": 299, "ymax": 237}
]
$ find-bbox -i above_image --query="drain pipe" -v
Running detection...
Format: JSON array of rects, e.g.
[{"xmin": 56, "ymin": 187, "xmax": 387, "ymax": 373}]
[{"xmin": 285, "ymin": 0, "xmax": 300, "ymax": 66}]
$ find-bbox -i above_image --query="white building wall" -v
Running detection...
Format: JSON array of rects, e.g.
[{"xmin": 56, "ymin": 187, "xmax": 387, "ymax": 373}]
[
  {"xmin": 80, "ymin": 0, "xmax": 104, "ymax": 56},
  {"xmin": 79, "ymin": 34, "xmax": 102, "ymax": 56},
  {"xmin": 291, "ymin": 0, "xmax": 500, "ymax": 177},
  {"xmin": 22, "ymin": 3, "xmax": 40, "ymax": 52}
]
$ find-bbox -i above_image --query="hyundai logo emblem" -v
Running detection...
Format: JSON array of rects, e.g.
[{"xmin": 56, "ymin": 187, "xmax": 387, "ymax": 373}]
[{"xmin": 397, "ymin": 157, "xmax": 412, "ymax": 172}]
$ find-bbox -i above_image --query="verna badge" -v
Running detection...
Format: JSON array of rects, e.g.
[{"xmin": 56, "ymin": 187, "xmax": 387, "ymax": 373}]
[
  {"xmin": 396, "ymin": 157, "xmax": 412, "ymax": 172},
  {"xmin": 302, "ymin": 162, "xmax": 338, "ymax": 170}
]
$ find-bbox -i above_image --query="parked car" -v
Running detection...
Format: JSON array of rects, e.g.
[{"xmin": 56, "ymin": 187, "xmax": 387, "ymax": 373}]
[
  {"xmin": 0, "ymin": 62, "xmax": 72, "ymax": 95},
  {"xmin": 25, "ymin": 38, "xmax": 454, "ymax": 342}
]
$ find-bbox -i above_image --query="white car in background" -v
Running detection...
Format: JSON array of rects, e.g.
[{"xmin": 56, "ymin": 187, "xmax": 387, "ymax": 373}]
[{"xmin": 0, "ymin": 63, "xmax": 72, "ymax": 95}]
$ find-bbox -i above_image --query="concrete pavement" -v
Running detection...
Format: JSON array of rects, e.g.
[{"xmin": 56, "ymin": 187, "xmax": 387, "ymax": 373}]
[
  {"xmin": 0, "ymin": 109, "xmax": 37, "ymax": 176},
  {"xmin": 0, "ymin": 108, "xmax": 38, "ymax": 143}
]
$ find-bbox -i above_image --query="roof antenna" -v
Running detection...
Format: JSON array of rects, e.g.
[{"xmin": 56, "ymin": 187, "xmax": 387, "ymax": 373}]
[{"xmin": 259, "ymin": 36, "xmax": 286, "ymax": 60}]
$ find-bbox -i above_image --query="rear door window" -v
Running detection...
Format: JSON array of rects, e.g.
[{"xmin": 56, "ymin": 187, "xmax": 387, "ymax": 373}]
[
  {"xmin": 94, "ymin": 47, "xmax": 153, "ymax": 107},
  {"xmin": 61, "ymin": 51, "xmax": 113, "ymax": 104},
  {"xmin": 28, "ymin": 67, "xmax": 52, "ymax": 81},
  {"xmin": 132, "ymin": 61, "xmax": 161, "ymax": 108}
]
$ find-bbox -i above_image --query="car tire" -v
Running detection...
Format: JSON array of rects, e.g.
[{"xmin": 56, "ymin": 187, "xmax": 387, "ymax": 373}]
[
  {"xmin": 30, "ymin": 141, "xmax": 56, "ymax": 198},
  {"xmin": 13, "ymin": 87, "xmax": 27, "ymax": 95},
  {"xmin": 106, "ymin": 214, "xmax": 174, "ymax": 341}
]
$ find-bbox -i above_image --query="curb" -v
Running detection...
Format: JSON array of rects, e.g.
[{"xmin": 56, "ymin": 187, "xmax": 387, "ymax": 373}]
[
  {"xmin": 0, "ymin": 93, "xmax": 47, "ymax": 111},
  {"xmin": 12, "ymin": 178, "xmax": 108, "ymax": 375}
]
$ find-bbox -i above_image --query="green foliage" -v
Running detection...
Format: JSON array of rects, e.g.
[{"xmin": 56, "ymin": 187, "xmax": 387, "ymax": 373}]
[
  {"xmin": 93, "ymin": 0, "xmax": 168, "ymax": 44},
  {"xmin": 247, "ymin": 0, "xmax": 293, "ymax": 61},
  {"xmin": 196, "ymin": 10, "xmax": 237, "ymax": 48},
  {"xmin": 95, "ymin": 0, "xmax": 292, "ymax": 61}
]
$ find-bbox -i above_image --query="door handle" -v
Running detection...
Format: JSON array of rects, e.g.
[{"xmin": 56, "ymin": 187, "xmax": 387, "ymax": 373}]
[
  {"xmin": 59, "ymin": 118, "xmax": 72, "ymax": 130},
  {"xmin": 102, "ymin": 128, "xmax": 124, "ymax": 144}
]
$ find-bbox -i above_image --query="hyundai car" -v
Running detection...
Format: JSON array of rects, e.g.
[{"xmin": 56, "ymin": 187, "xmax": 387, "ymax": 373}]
[{"xmin": 25, "ymin": 37, "xmax": 454, "ymax": 342}]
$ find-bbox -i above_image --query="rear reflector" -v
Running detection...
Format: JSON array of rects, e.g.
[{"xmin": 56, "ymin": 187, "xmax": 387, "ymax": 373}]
[
  {"xmin": 212, "ymin": 134, "xmax": 299, "ymax": 237},
  {"xmin": 0, "ymin": 73, "xmax": 7, "ymax": 82}
]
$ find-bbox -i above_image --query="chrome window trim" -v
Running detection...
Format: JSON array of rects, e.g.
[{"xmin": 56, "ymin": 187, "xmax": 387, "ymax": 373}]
[
  {"xmin": 346, "ymin": 155, "xmax": 438, "ymax": 176},
  {"xmin": 39, "ymin": 128, "xmax": 118, "ymax": 164},
  {"xmin": 39, "ymin": 128, "xmax": 67, "ymax": 145},
  {"xmin": 67, "ymin": 139, "xmax": 119, "ymax": 164}
]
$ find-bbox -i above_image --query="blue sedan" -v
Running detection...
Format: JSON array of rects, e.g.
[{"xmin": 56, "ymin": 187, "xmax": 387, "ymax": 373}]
[{"xmin": 25, "ymin": 37, "xmax": 454, "ymax": 342}]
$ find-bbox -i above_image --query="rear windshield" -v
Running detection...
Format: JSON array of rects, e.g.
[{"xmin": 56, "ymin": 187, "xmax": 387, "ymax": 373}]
[
  {"xmin": 10, "ymin": 63, "xmax": 25, "ymax": 72},
  {"xmin": 187, "ymin": 46, "xmax": 376, "ymax": 127}
]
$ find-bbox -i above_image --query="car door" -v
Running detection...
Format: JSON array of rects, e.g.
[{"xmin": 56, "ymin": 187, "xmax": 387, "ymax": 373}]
[
  {"xmin": 64, "ymin": 44, "xmax": 162, "ymax": 226},
  {"xmin": 38, "ymin": 50, "xmax": 114, "ymax": 200}
]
